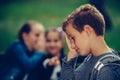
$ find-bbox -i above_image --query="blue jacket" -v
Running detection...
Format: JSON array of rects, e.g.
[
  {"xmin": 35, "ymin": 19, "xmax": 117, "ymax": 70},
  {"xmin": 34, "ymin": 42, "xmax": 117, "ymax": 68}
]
[{"xmin": 0, "ymin": 40, "xmax": 45, "ymax": 80}]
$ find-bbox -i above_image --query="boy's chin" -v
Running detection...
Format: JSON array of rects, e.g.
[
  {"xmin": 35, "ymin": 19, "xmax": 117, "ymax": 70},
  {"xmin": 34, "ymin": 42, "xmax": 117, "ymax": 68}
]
[{"xmin": 79, "ymin": 52, "xmax": 89, "ymax": 56}]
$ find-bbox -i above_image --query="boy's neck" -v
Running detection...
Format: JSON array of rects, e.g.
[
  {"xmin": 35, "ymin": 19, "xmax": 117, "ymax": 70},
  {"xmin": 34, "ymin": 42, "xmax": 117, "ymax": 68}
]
[{"xmin": 90, "ymin": 36, "xmax": 112, "ymax": 56}]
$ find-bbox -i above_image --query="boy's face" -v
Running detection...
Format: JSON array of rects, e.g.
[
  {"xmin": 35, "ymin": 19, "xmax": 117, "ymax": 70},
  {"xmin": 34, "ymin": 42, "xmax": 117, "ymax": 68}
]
[{"xmin": 65, "ymin": 23, "xmax": 90, "ymax": 56}]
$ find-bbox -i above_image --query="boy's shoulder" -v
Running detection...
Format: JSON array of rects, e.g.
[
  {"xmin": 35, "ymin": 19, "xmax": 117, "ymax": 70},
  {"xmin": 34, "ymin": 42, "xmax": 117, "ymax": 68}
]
[
  {"xmin": 97, "ymin": 65, "xmax": 120, "ymax": 80},
  {"xmin": 90, "ymin": 51, "xmax": 120, "ymax": 80}
]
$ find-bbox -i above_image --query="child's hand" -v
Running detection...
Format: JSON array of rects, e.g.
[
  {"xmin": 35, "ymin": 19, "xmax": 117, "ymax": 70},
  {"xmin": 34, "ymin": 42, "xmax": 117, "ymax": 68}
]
[
  {"xmin": 65, "ymin": 35, "xmax": 78, "ymax": 61},
  {"xmin": 48, "ymin": 56, "xmax": 60, "ymax": 66}
]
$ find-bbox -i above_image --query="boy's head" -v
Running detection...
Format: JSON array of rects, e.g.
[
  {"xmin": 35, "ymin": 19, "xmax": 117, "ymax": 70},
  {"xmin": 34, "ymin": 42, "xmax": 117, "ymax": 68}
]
[
  {"xmin": 18, "ymin": 21, "xmax": 45, "ymax": 51},
  {"xmin": 62, "ymin": 4, "xmax": 105, "ymax": 56}
]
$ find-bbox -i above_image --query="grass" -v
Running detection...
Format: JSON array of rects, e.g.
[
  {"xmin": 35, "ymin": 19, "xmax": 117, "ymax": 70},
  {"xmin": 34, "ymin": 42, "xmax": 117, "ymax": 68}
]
[{"xmin": 0, "ymin": 0, "xmax": 120, "ymax": 53}]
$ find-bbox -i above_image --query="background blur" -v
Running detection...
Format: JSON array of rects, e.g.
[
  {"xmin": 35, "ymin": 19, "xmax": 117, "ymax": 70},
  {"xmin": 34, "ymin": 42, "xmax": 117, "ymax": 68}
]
[{"xmin": 0, "ymin": 0, "xmax": 120, "ymax": 53}]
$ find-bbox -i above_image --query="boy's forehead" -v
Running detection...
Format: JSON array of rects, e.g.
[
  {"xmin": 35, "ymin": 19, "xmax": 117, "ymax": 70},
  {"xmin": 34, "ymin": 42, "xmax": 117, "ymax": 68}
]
[
  {"xmin": 65, "ymin": 24, "xmax": 75, "ymax": 35},
  {"xmin": 65, "ymin": 28, "xmax": 70, "ymax": 36}
]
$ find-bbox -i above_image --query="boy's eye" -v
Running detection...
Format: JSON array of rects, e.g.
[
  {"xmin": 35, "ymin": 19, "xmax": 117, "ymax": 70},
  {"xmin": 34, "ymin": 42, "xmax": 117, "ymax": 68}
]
[{"xmin": 71, "ymin": 36, "xmax": 75, "ymax": 41}]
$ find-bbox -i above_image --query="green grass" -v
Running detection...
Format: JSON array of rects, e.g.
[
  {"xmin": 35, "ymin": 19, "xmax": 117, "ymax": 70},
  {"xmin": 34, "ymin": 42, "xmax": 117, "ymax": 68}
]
[
  {"xmin": 0, "ymin": 0, "xmax": 120, "ymax": 53},
  {"xmin": 104, "ymin": 0, "xmax": 120, "ymax": 51}
]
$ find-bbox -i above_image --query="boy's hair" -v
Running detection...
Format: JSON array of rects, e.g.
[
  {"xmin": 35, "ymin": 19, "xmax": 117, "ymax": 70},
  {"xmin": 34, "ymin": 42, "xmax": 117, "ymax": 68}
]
[{"xmin": 62, "ymin": 4, "xmax": 105, "ymax": 36}]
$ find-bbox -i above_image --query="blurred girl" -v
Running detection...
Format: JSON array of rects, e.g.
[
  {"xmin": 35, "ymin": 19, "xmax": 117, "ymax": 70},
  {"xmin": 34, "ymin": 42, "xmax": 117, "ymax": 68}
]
[
  {"xmin": 43, "ymin": 28, "xmax": 65, "ymax": 80},
  {"xmin": 0, "ymin": 21, "xmax": 45, "ymax": 80}
]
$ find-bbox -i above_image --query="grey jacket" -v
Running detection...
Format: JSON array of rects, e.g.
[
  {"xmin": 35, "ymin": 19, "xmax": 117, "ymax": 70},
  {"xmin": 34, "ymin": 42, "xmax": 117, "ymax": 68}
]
[{"xmin": 60, "ymin": 53, "xmax": 120, "ymax": 80}]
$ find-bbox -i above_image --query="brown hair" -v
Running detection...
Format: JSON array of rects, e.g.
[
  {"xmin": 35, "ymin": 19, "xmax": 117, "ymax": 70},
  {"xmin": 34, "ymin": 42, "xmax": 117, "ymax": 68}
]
[{"xmin": 62, "ymin": 4, "xmax": 105, "ymax": 36}]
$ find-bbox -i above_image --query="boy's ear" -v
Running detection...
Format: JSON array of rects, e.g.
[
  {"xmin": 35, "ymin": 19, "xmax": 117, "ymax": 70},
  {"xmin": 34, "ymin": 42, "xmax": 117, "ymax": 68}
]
[
  {"xmin": 22, "ymin": 33, "xmax": 28, "ymax": 41},
  {"xmin": 83, "ymin": 25, "xmax": 94, "ymax": 36}
]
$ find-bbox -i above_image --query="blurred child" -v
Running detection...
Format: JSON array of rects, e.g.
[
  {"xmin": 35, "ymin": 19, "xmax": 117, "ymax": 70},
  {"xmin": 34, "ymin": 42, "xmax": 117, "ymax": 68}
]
[
  {"xmin": 43, "ymin": 28, "xmax": 65, "ymax": 80},
  {"xmin": 0, "ymin": 21, "xmax": 45, "ymax": 80}
]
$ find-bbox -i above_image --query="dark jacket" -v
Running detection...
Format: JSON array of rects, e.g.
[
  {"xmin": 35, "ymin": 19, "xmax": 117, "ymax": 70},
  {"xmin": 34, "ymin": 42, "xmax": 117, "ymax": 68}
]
[
  {"xmin": 45, "ymin": 53, "xmax": 65, "ymax": 80},
  {"xmin": 0, "ymin": 40, "xmax": 45, "ymax": 80},
  {"xmin": 60, "ymin": 52, "xmax": 120, "ymax": 80},
  {"xmin": 27, "ymin": 52, "xmax": 65, "ymax": 80}
]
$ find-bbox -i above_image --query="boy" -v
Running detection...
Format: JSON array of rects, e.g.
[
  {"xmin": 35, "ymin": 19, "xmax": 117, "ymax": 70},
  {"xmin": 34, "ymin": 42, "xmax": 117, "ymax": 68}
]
[{"xmin": 61, "ymin": 4, "xmax": 120, "ymax": 80}]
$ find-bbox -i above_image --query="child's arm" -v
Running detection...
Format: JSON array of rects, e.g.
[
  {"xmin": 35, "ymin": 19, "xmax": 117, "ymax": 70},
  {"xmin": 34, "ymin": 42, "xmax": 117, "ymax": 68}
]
[
  {"xmin": 13, "ymin": 44, "xmax": 45, "ymax": 72},
  {"xmin": 60, "ymin": 56, "xmax": 77, "ymax": 80},
  {"xmin": 43, "ymin": 56, "xmax": 60, "ymax": 68},
  {"xmin": 60, "ymin": 35, "xmax": 78, "ymax": 80},
  {"xmin": 65, "ymin": 35, "xmax": 78, "ymax": 61},
  {"xmin": 43, "ymin": 58, "xmax": 51, "ymax": 68}
]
